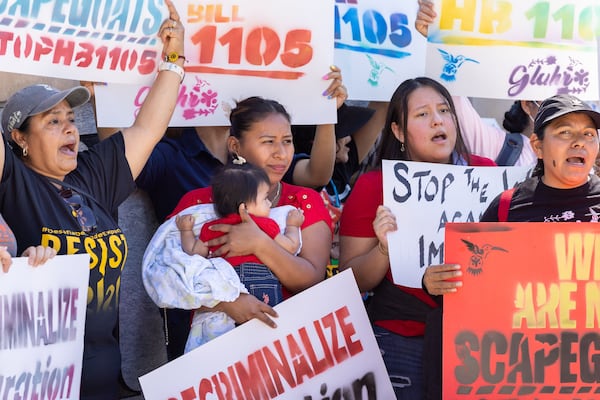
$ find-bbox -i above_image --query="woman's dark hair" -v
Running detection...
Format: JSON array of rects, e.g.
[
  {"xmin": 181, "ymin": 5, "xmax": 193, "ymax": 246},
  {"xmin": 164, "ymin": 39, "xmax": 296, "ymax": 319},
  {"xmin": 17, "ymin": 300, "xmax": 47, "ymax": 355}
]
[
  {"xmin": 502, "ymin": 101, "xmax": 529, "ymax": 133},
  {"xmin": 374, "ymin": 77, "xmax": 470, "ymax": 166},
  {"xmin": 7, "ymin": 116, "xmax": 32, "ymax": 158},
  {"xmin": 211, "ymin": 162, "xmax": 271, "ymax": 217},
  {"xmin": 229, "ymin": 96, "xmax": 291, "ymax": 140}
]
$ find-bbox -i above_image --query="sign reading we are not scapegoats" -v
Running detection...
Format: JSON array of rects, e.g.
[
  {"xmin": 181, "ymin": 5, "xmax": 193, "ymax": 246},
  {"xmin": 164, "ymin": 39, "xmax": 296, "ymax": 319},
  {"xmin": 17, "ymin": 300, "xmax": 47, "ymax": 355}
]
[{"xmin": 445, "ymin": 223, "xmax": 600, "ymax": 397}]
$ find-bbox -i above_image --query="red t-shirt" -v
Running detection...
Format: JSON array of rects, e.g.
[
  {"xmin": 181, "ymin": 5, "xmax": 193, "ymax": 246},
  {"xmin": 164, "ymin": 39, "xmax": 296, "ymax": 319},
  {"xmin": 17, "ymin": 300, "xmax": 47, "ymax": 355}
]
[
  {"xmin": 339, "ymin": 155, "xmax": 496, "ymax": 336},
  {"xmin": 169, "ymin": 182, "xmax": 332, "ymax": 232},
  {"xmin": 200, "ymin": 213, "xmax": 280, "ymax": 266}
]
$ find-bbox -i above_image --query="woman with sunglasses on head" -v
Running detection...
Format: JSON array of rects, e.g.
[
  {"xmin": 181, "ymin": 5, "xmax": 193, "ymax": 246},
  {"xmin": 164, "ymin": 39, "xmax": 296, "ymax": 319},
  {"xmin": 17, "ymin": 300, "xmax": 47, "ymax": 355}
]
[
  {"xmin": 0, "ymin": 1, "xmax": 184, "ymax": 398},
  {"xmin": 338, "ymin": 77, "xmax": 495, "ymax": 399}
]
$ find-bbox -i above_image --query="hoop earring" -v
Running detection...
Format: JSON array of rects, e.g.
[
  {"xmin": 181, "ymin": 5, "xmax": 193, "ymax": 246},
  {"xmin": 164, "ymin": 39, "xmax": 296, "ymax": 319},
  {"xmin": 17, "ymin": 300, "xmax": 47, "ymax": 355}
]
[
  {"xmin": 400, "ymin": 142, "xmax": 405, "ymax": 152},
  {"xmin": 22, "ymin": 147, "xmax": 28, "ymax": 157}
]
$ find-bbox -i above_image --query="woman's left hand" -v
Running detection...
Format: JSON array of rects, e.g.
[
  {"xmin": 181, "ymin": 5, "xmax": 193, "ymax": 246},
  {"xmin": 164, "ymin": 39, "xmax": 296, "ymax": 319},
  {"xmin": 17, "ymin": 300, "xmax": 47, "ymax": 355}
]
[
  {"xmin": 323, "ymin": 65, "xmax": 348, "ymax": 109},
  {"xmin": 422, "ymin": 263, "xmax": 462, "ymax": 295},
  {"xmin": 207, "ymin": 206, "xmax": 269, "ymax": 257}
]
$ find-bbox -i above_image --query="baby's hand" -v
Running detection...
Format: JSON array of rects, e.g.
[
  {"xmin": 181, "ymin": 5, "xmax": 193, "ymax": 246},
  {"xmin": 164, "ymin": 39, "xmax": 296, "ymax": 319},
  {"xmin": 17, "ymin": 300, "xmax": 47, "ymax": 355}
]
[
  {"xmin": 176, "ymin": 214, "xmax": 195, "ymax": 231},
  {"xmin": 286, "ymin": 209, "xmax": 305, "ymax": 227}
]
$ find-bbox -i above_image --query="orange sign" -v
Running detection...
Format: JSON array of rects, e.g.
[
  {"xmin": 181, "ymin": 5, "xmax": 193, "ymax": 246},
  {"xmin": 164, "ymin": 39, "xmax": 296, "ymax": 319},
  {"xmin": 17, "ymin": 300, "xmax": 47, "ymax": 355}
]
[{"xmin": 444, "ymin": 222, "xmax": 600, "ymax": 398}]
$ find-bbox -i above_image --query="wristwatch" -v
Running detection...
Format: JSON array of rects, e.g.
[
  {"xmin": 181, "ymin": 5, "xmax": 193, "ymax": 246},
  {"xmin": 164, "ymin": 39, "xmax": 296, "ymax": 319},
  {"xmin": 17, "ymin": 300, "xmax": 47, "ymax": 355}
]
[{"xmin": 165, "ymin": 52, "xmax": 186, "ymax": 63}]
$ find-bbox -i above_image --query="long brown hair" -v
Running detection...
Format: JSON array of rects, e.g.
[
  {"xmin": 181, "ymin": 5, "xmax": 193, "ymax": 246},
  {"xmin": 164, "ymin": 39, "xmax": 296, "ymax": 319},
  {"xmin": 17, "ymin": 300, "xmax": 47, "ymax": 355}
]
[{"xmin": 375, "ymin": 77, "xmax": 470, "ymax": 166}]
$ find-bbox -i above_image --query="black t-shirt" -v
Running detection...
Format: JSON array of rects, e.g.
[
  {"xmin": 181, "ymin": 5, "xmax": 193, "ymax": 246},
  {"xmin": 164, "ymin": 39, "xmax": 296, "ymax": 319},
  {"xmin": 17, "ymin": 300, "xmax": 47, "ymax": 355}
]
[
  {"xmin": 481, "ymin": 175, "xmax": 600, "ymax": 222},
  {"xmin": 0, "ymin": 133, "xmax": 135, "ymax": 400}
]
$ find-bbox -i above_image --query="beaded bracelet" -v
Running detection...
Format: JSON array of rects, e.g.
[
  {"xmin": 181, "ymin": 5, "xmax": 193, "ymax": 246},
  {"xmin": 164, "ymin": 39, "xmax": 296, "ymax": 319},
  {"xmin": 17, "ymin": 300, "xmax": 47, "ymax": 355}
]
[{"xmin": 158, "ymin": 61, "xmax": 185, "ymax": 83}]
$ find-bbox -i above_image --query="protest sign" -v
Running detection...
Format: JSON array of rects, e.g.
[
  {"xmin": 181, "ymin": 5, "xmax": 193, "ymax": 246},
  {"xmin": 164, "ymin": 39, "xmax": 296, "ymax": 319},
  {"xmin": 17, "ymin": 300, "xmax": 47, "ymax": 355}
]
[
  {"xmin": 0, "ymin": 254, "xmax": 90, "ymax": 400},
  {"xmin": 426, "ymin": 0, "xmax": 599, "ymax": 101},
  {"xmin": 95, "ymin": 0, "xmax": 336, "ymax": 127},
  {"xmin": 444, "ymin": 222, "xmax": 600, "ymax": 398},
  {"xmin": 0, "ymin": 0, "xmax": 168, "ymax": 84},
  {"xmin": 139, "ymin": 269, "xmax": 395, "ymax": 400},
  {"xmin": 382, "ymin": 160, "xmax": 530, "ymax": 288},
  {"xmin": 333, "ymin": 0, "xmax": 426, "ymax": 101}
]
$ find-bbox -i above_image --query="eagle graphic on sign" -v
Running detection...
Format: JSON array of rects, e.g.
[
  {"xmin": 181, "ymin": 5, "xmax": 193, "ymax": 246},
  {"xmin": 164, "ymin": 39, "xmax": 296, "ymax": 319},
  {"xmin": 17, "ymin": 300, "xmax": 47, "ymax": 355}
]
[{"xmin": 461, "ymin": 239, "xmax": 508, "ymax": 275}]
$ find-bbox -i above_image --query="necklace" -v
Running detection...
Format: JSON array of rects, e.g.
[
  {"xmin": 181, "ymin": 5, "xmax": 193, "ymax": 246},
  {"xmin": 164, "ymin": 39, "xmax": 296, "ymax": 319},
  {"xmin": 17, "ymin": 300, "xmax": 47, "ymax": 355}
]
[{"xmin": 270, "ymin": 182, "xmax": 281, "ymax": 205}]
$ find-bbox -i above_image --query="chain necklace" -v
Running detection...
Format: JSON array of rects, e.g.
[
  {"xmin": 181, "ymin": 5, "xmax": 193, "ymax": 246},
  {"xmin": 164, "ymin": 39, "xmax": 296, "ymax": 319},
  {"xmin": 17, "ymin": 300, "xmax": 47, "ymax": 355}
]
[{"xmin": 270, "ymin": 182, "xmax": 282, "ymax": 206}]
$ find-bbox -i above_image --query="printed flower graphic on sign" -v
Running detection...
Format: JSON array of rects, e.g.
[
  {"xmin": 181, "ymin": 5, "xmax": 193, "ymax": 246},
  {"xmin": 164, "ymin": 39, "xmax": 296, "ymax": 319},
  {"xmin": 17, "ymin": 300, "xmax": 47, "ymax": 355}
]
[
  {"xmin": 508, "ymin": 56, "xmax": 590, "ymax": 97},
  {"xmin": 181, "ymin": 77, "xmax": 219, "ymax": 119},
  {"xmin": 437, "ymin": 49, "xmax": 479, "ymax": 82},
  {"xmin": 461, "ymin": 239, "xmax": 508, "ymax": 276}
]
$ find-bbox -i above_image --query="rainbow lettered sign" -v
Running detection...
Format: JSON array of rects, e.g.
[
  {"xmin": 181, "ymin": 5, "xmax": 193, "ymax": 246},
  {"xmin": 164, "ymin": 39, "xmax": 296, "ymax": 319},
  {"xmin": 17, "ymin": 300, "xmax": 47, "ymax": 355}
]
[{"xmin": 426, "ymin": 0, "xmax": 599, "ymax": 101}]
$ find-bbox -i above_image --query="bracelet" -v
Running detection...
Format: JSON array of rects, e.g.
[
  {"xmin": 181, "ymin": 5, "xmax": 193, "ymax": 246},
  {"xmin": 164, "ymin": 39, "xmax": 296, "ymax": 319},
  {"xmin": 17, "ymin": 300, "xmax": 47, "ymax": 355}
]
[
  {"xmin": 377, "ymin": 241, "xmax": 388, "ymax": 256},
  {"xmin": 158, "ymin": 61, "xmax": 185, "ymax": 83}
]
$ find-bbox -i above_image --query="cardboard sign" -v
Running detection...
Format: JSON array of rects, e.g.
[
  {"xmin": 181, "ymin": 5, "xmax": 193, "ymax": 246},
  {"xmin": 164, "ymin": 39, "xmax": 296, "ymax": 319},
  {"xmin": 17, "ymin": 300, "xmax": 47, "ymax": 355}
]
[
  {"xmin": 333, "ymin": 0, "xmax": 426, "ymax": 101},
  {"xmin": 0, "ymin": 0, "xmax": 168, "ymax": 83},
  {"xmin": 95, "ymin": 0, "xmax": 336, "ymax": 127},
  {"xmin": 444, "ymin": 222, "xmax": 600, "ymax": 398},
  {"xmin": 0, "ymin": 254, "xmax": 90, "ymax": 399},
  {"xmin": 382, "ymin": 160, "xmax": 530, "ymax": 287},
  {"xmin": 426, "ymin": 0, "xmax": 599, "ymax": 100},
  {"xmin": 139, "ymin": 270, "xmax": 395, "ymax": 399}
]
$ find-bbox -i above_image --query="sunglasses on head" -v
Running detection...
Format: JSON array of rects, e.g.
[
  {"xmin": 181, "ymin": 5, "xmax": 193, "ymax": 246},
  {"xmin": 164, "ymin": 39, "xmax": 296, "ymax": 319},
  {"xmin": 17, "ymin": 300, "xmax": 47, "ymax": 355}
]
[{"xmin": 59, "ymin": 188, "xmax": 97, "ymax": 234}]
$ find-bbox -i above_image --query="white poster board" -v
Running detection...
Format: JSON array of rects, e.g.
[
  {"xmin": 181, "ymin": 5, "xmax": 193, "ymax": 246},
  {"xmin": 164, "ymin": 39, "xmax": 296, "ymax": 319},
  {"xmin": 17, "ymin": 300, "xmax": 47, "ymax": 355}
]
[
  {"xmin": 333, "ymin": 0, "xmax": 426, "ymax": 101},
  {"xmin": 426, "ymin": 0, "xmax": 599, "ymax": 101},
  {"xmin": 0, "ymin": 0, "xmax": 168, "ymax": 83},
  {"xmin": 0, "ymin": 254, "xmax": 90, "ymax": 399},
  {"xmin": 139, "ymin": 270, "xmax": 395, "ymax": 399},
  {"xmin": 382, "ymin": 160, "xmax": 530, "ymax": 288},
  {"xmin": 95, "ymin": 0, "xmax": 336, "ymax": 127}
]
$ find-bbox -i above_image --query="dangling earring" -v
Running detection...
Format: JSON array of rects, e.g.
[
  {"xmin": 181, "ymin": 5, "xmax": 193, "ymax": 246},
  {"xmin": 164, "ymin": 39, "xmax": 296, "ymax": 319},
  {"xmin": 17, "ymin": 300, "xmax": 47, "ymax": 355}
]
[
  {"xmin": 400, "ymin": 142, "xmax": 405, "ymax": 152},
  {"xmin": 232, "ymin": 152, "xmax": 246, "ymax": 165},
  {"xmin": 22, "ymin": 147, "xmax": 28, "ymax": 157}
]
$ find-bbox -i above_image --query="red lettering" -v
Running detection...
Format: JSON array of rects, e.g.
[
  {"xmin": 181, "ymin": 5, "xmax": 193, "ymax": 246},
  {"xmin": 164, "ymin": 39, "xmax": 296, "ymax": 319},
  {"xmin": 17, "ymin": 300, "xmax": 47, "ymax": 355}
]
[
  {"xmin": 198, "ymin": 379, "xmax": 212, "ymax": 399},
  {"xmin": 180, "ymin": 387, "xmax": 196, "ymax": 400},
  {"xmin": 286, "ymin": 333, "xmax": 314, "ymax": 385},
  {"xmin": 262, "ymin": 341, "xmax": 296, "ymax": 393},
  {"xmin": 226, "ymin": 365, "xmax": 244, "ymax": 399},
  {"xmin": 299, "ymin": 325, "xmax": 334, "ymax": 374},
  {"xmin": 335, "ymin": 306, "xmax": 363, "ymax": 356},
  {"xmin": 234, "ymin": 352, "xmax": 270, "ymax": 399},
  {"xmin": 322, "ymin": 312, "xmax": 350, "ymax": 363},
  {"xmin": 53, "ymin": 39, "xmax": 75, "ymax": 65},
  {"xmin": 0, "ymin": 31, "xmax": 14, "ymax": 54},
  {"xmin": 34, "ymin": 36, "xmax": 53, "ymax": 61}
]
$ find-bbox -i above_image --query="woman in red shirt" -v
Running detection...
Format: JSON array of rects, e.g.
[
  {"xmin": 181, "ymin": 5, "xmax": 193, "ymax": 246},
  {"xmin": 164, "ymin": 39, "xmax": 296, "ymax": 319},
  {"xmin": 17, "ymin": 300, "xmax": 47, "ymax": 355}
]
[
  {"xmin": 339, "ymin": 77, "xmax": 495, "ymax": 399},
  {"xmin": 169, "ymin": 96, "xmax": 336, "ymax": 328}
]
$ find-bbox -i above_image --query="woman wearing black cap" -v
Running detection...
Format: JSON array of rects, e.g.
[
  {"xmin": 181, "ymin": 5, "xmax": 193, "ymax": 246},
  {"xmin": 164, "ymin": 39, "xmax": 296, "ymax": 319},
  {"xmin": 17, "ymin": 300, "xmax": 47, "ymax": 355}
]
[
  {"xmin": 422, "ymin": 94, "xmax": 600, "ymax": 399},
  {"xmin": 425, "ymin": 93, "xmax": 600, "ymax": 296},
  {"xmin": 0, "ymin": 1, "xmax": 184, "ymax": 398}
]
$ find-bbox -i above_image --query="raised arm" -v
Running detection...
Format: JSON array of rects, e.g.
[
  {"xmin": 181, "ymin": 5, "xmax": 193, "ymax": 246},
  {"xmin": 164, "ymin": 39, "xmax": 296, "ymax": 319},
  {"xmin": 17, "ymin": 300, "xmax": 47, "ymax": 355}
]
[
  {"xmin": 292, "ymin": 66, "xmax": 347, "ymax": 188},
  {"xmin": 121, "ymin": 0, "xmax": 185, "ymax": 179}
]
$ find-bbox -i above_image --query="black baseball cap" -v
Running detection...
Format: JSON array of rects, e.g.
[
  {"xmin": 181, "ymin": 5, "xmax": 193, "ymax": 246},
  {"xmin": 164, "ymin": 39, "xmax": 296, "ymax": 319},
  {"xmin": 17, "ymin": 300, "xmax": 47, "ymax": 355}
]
[{"xmin": 533, "ymin": 94, "xmax": 600, "ymax": 134}]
